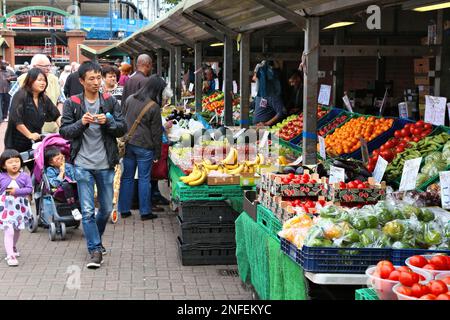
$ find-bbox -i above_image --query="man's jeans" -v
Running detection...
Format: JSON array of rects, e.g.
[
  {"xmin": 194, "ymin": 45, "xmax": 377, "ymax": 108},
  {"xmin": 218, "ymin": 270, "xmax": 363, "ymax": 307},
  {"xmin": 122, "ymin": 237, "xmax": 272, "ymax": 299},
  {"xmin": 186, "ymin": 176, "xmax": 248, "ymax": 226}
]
[
  {"xmin": 118, "ymin": 144, "xmax": 154, "ymax": 216},
  {"xmin": 74, "ymin": 166, "xmax": 114, "ymax": 254}
]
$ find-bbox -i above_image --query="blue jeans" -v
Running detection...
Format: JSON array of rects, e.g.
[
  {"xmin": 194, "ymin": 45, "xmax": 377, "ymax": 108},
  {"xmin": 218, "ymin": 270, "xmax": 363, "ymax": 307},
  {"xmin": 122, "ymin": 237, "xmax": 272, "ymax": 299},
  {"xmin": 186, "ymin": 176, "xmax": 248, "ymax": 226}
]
[
  {"xmin": 118, "ymin": 144, "xmax": 154, "ymax": 216},
  {"xmin": 74, "ymin": 166, "xmax": 114, "ymax": 254}
]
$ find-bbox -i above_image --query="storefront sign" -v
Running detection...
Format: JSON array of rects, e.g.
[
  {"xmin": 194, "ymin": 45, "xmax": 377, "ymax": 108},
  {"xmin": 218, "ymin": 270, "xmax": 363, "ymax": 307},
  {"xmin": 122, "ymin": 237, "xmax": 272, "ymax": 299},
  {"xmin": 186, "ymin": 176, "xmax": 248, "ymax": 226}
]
[
  {"xmin": 425, "ymin": 95, "xmax": 447, "ymax": 126},
  {"xmin": 329, "ymin": 166, "xmax": 345, "ymax": 184},
  {"xmin": 318, "ymin": 136, "xmax": 326, "ymax": 160},
  {"xmin": 399, "ymin": 157, "xmax": 422, "ymax": 191},
  {"xmin": 318, "ymin": 84, "xmax": 331, "ymax": 106},
  {"xmin": 372, "ymin": 156, "xmax": 388, "ymax": 184},
  {"xmin": 439, "ymin": 171, "xmax": 450, "ymax": 209},
  {"xmin": 343, "ymin": 95, "xmax": 353, "ymax": 113}
]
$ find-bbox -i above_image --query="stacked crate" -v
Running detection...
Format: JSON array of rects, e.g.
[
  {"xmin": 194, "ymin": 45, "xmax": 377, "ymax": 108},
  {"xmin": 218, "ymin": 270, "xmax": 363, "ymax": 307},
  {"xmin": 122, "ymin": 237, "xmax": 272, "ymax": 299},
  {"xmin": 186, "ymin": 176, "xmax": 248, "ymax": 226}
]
[
  {"xmin": 413, "ymin": 58, "xmax": 434, "ymax": 118},
  {"xmin": 177, "ymin": 201, "xmax": 239, "ymax": 266}
]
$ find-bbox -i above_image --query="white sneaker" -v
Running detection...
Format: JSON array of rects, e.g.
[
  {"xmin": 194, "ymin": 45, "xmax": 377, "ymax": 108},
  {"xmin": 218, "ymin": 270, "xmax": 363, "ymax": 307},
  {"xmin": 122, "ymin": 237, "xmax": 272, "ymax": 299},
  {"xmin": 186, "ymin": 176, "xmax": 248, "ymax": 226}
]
[
  {"xmin": 71, "ymin": 209, "xmax": 82, "ymax": 221},
  {"xmin": 6, "ymin": 256, "xmax": 18, "ymax": 266}
]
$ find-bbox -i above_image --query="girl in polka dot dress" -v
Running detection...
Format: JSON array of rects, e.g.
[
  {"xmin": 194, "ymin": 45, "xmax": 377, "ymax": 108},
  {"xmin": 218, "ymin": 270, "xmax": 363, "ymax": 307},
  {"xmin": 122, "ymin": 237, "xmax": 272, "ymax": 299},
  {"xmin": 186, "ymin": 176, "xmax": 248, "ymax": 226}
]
[{"xmin": 0, "ymin": 149, "xmax": 33, "ymax": 266}]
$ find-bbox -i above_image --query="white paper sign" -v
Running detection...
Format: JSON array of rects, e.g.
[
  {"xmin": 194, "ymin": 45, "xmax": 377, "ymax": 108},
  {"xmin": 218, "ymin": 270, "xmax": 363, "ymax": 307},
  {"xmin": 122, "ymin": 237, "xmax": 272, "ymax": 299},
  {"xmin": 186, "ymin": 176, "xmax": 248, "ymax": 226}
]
[
  {"xmin": 214, "ymin": 79, "xmax": 219, "ymax": 91},
  {"xmin": 425, "ymin": 95, "xmax": 447, "ymax": 126},
  {"xmin": 259, "ymin": 130, "xmax": 270, "ymax": 148},
  {"xmin": 372, "ymin": 156, "xmax": 388, "ymax": 184},
  {"xmin": 399, "ymin": 157, "xmax": 422, "ymax": 191},
  {"xmin": 188, "ymin": 83, "xmax": 194, "ymax": 92},
  {"xmin": 439, "ymin": 171, "xmax": 450, "ymax": 209},
  {"xmin": 318, "ymin": 84, "xmax": 332, "ymax": 106},
  {"xmin": 288, "ymin": 156, "xmax": 303, "ymax": 166},
  {"xmin": 251, "ymin": 83, "xmax": 257, "ymax": 97},
  {"xmin": 329, "ymin": 166, "xmax": 345, "ymax": 184},
  {"xmin": 233, "ymin": 81, "xmax": 238, "ymax": 94},
  {"xmin": 318, "ymin": 136, "xmax": 326, "ymax": 160},
  {"xmin": 233, "ymin": 128, "xmax": 246, "ymax": 139},
  {"xmin": 398, "ymin": 102, "xmax": 409, "ymax": 119},
  {"xmin": 343, "ymin": 95, "xmax": 353, "ymax": 113},
  {"xmin": 447, "ymin": 103, "xmax": 450, "ymax": 120}
]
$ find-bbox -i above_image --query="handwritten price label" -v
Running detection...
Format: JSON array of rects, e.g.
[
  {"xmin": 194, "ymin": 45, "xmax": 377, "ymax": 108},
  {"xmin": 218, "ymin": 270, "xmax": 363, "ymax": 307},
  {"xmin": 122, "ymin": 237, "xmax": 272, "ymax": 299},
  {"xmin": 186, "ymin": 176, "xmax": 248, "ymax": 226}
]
[
  {"xmin": 425, "ymin": 95, "xmax": 447, "ymax": 126},
  {"xmin": 399, "ymin": 157, "xmax": 422, "ymax": 191},
  {"xmin": 372, "ymin": 156, "xmax": 388, "ymax": 184},
  {"xmin": 329, "ymin": 166, "xmax": 345, "ymax": 184},
  {"xmin": 440, "ymin": 171, "xmax": 450, "ymax": 209}
]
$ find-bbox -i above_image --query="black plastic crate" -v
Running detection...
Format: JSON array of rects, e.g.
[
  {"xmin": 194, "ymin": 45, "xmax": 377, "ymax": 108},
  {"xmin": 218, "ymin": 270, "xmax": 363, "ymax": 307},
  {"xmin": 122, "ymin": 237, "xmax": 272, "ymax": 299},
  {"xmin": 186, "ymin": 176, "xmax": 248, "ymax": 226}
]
[
  {"xmin": 243, "ymin": 190, "xmax": 258, "ymax": 221},
  {"xmin": 177, "ymin": 237, "xmax": 237, "ymax": 266},
  {"xmin": 391, "ymin": 248, "xmax": 450, "ymax": 265},
  {"xmin": 179, "ymin": 200, "xmax": 239, "ymax": 223},
  {"xmin": 177, "ymin": 216, "xmax": 236, "ymax": 245},
  {"xmin": 300, "ymin": 245, "xmax": 392, "ymax": 274}
]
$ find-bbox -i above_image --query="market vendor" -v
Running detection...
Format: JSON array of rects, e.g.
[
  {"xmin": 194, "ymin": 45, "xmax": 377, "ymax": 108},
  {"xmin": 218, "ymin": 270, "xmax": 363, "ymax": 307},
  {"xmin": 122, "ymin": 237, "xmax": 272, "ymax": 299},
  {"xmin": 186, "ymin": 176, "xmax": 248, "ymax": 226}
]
[
  {"xmin": 252, "ymin": 60, "xmax": 286, "ymax": 127},
  {"xmin": 286, "ymin": 70, "xmax": 303, "ymax": 115},
  {"xmin": 202, "ymin": 66, "xmax": 216, "ymax": 95}
]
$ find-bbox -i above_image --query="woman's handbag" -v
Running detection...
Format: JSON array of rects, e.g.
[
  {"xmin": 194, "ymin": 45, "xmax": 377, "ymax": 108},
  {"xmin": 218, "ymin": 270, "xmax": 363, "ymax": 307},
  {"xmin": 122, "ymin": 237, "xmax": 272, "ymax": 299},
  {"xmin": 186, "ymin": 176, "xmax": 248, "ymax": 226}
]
[
  {"xmin": 151, "ymin": 143, "xmax": 169, "ymax": 180},
  {"xmin": 118, "ymin": 100, "xmax": 156, "ymax": 158}
]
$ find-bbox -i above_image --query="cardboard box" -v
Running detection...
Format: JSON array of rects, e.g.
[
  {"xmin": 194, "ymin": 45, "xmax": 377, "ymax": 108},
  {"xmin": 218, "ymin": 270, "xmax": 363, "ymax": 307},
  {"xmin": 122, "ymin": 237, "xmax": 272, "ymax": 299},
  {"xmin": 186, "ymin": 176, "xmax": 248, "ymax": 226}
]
[
  {"xmin": 269, "ymin": 173, "xmax": 327, "ymax": 197},
  {"xmin": 415, "ymin": 75, "xmax": 431, "ymax": 86},
  {"xmin": 418, "ymin": 85, "xmax": 433, "ymax": 96},
  {"xmin": 327, "ymin": 178, "xmax": 386, "ymax": 203},
  {"xmin": 414, "ymin": 58, "xmax": 433, "ymax": 74},
  {"xmin": 207, "ymin": 175, "xmax": 240, "ymax": 185},
  {"xmin": 240, "ymin": 173, "xmax": 260, "ymax": 187}
]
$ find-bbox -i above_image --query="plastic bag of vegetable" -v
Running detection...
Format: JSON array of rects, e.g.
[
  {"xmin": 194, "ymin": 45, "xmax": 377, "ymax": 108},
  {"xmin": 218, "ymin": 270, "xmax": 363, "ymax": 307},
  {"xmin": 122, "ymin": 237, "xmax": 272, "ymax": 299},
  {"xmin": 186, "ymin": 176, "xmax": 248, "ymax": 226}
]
[
  {"xmin": 360, "ymin": 229, "xmax": 391, "ymax": 248},
  {"xmin": 424, "ymin": 151, "xmax": 442, "ymax": 163},
  {"xmin": 423, "ymin": 222, "xmax": 443, "ymax": 246},
  {"xmin": 319, "ymin": 205, "xmax": 345, "ymax": 220},
  {"xmin": 374, "ymin": 201, "xmax": 393, "ymax": 226},
  {"xmin": 382, "ymin": 220, "xmax": 405, "ymax": 240}
]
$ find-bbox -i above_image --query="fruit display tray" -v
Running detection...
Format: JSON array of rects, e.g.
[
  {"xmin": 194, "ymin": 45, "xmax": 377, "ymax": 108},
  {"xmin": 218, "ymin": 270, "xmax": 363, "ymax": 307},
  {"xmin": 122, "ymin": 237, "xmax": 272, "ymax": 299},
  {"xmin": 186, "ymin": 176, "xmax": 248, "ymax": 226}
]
[
  {"xmin": 268, "ymin": 173, "xmax": 327, "ymax": 197},
  {"xmin": 327, "ymin": 180, "xmax": 387, "ymax": 203}
]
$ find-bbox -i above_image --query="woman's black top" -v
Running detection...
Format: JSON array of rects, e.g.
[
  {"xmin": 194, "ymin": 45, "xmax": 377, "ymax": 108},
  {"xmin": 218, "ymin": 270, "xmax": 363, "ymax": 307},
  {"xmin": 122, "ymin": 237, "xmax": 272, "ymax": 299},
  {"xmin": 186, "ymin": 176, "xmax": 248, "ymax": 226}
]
[{"xmin": 4, "ymin": 88, "xmax": 60, "ymax": 152}]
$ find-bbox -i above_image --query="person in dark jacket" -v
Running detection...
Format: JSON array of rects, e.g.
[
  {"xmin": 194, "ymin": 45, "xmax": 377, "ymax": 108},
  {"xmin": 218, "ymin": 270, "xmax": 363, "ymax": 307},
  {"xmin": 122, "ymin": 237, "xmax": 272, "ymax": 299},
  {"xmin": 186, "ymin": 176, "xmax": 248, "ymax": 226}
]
[
  {"xmin": 59, "ymin": 61, "xmax": 126, "ymax": 269},
  {"xmin": 121, "ymin": 54, "xmax": 152, "ymax": 109},
  {"xmin": 63, "ymin": 70, "xmax": 83, "ymax": 98},
  {"xmin": 286, "ymin": 70, "xmax": 303, "ymax": 115}
]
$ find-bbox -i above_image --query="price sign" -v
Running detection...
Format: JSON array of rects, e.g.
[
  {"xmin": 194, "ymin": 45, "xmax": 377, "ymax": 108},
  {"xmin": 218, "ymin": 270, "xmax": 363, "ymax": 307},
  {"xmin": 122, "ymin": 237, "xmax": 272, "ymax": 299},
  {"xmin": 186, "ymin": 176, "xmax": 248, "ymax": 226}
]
[
  {"xmin": 318, "ymin": 84, "xmax": 332, "ymax": 106},
  {"xmin": 425, "ymin": 95, "xmax": 447, "ymax": 126},
  {"xmin": 399, "ymin": 157, "xmax": 422, "ymax": 191},
  {"xmin": 288, "ymin": 156, "xmax": 303, "ymax": 166},
  {"xmin": 188, "ymin": 83, "xmax": 194, "ymax": 92},
  {"xmin": 360, "ymin": 138, "xmax": 369, "ymax": 165},
  {"xmin": 343, "ymin": 95, "xmax": 353, "ymax": 113},
  {"xmin": 372, "ymin": 156, "xmax": 388, "ymax": 184},
  {"xmin": 318, "ymin": 136, "xmax": 326, "ymax": 160},
  {"xmin": 233, "ymin": 81, "xmax": 238, "ymax": 94},
  {"xmin": 214, "ymin": 79, "xmax": 219, "ymax": 91},
  {"xmin": 251, "ymin": 83, "xmax": 257, "ymax": 97},
  {"xmin": 440, "ymin": 171, "xmax": 450, "ymax": 209},
  {"xmin": 329, "ymin": 166, "xmax": 345, "ymax": 184},
  {"xmin": 398, "ymin": 102, "xmax": 409, "ymax": 119},
  {"xmin": 233, "ymin": 128, "xmax": 246, "ymax": 139}
]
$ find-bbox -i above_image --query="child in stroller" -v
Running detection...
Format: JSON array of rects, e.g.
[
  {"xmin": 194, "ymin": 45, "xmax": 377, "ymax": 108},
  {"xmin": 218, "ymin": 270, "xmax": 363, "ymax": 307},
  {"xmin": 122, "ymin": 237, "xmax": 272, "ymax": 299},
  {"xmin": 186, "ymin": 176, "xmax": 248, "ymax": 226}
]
[{"xmin": 29, "ymin": 134, "xmax": 82, "ymax": 241}]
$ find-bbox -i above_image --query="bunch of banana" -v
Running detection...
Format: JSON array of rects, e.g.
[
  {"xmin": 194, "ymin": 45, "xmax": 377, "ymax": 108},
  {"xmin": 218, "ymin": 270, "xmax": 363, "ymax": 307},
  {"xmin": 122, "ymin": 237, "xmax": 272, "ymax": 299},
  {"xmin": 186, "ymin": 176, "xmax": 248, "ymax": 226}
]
[
  {"xmin": 179, "ymin": 164, "xmax": 208, "ymax": 186},
  {"xmin": 276, "ymin": 155, "xmax": 289, "ymax": 165},
  {"xmin": 221, "ymin": 147, "xmax": 238, "ymax": 165}
]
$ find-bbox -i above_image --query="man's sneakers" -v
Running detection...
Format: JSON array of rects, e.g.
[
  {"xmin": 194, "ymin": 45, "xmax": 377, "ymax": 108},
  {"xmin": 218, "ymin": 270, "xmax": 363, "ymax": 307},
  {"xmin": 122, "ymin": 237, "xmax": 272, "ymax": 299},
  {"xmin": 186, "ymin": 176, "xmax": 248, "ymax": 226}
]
[
  {"xmin": 86, "ymin": 251, "xmax": 104, "ymax": 269},
  {"xmin": 71, "ymin": 208, "xmax": 83, "ymax": 221},
  {"xmin": 141, "ymin": 213, "xmax": 158, "ymax": 221},
  {"xmin": 6, "ymin": 256, "xmax": 18, "ymax": 267},
  {"xmin": 100, "ymin": 245, "xmax": 107, "ymax": 256}
]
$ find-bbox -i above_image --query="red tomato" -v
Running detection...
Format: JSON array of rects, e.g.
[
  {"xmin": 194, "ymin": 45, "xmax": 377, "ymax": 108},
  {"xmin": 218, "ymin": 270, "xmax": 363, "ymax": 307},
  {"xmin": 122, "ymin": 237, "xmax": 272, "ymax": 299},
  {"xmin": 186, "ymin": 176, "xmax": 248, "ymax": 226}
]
[
  {"xmin": 436, "ymin": 294, "xmax": 450, "ymax": 300},
  {"xmin": 399, "ymin": 271, "xmax": 420, "ymax": 287},
  {"xmin": 394, "ymin": 130, "xmax": 402, "ymax": 139},
  {"xmin": 367, "ymin": 164, "xmax": 375, "ymax": 172},
  {"xmin": 428, "ymin": 280, "xmax": 448, "ymax": 296},
  {"xmin": 395, "ymin": 146, "xmax": 405, "ymax": 154},
  {"xmin": 441, "ymin": 276, "xmax": 450, "ymax": 286},
  {"xmin": 423, "ymin": 264, "xmax": 436, "ymax": 270},
  {"xmin": 412, "ymin": 137, "xmax": 420, "ymax": 142},
  {"xmin": 384, "ymin": 140, "xmax": 394, "ymax": 149},
  {"xmin": 310, "ymin": 179, "xmax": 317, "ymax": 184},
  {"xmin": 408, "ymin": 255, "xmax": 428, "ymax": 268},
  {"xmin": 429, "ymin": 256, "xmax": 448, "ymax": 270},
  {"xmin": 404, "ymin": 124, "xmax": 412, "ymax": 131},
  {"xmin": 420, "ymin": 132, "xmax": 428, "ymax": 138},
  {"xmin": 357, "ymin": 183, "xmax": 366, "ymax": 189},
  {"xmin": 401, "ymin": 128, "xmax": 410, "ymax": 137},
  {"xmin": 416, "ymin": 120, "xmax": 425, "ymax": 127},
  {"xmin": 339, "ymin": 181, "xmax": 347, "ymax": 189},
  {"xmin": 288, "ymin": 173, "xmax": 295, "ymax": 180},
  {"xmin": 388, "ymin": 270, "xmax": 401, "ymax": 281},
  {"xmin": 347, "ymin": 182, "xmax": 357, "ymax": 189},
  {"xmin": 424, "ymin": 123, "xmax": 432, "ymax": 130},
  {"xmin": 377, "ymin": 260, "xmax": 394, "ymax": 270},
  {"xmin": 419, "ymin": 294, "xmax": 436, "ymax": 300},
  {"xmin": 397, "ymin": 286, "xmax": 413, "ymax": 296},
  {"xmin": 412, "ymin": 128, "xmax": 421, "ymax": 136},
  {"xmin": 379, "ymin": 265, "xmax": 396, "ymax": 279},
  {"xmin": 411, "ymin": 283, "xmax": 428, "ymax": 298},
  {"xmin": 396, "ymin": 266, "xmax": 412, "ymax": 273}
]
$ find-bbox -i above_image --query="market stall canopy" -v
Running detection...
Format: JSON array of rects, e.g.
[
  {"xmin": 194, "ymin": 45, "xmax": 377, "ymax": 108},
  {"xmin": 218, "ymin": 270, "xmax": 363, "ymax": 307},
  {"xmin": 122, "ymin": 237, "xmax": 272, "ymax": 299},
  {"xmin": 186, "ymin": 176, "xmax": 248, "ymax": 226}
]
[{"xmin": 79, "ymin": 44, "xmax": 128, "ymax": 60}]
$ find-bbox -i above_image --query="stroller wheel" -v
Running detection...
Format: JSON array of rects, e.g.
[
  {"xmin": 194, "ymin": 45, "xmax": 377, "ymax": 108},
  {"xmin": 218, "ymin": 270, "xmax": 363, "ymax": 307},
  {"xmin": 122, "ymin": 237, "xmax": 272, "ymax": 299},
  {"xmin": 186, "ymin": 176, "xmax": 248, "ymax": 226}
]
[
  {"xmin": 49, "ymin": 223, "xmax": 57, "ymax": 241},
  {"xmin": 110, "ymin": 209, "xmax": 118, "ymax": 224},
  {"xmin": 60, "ymin": 222, "xmax": 66, "ymax": 240},
  {"xmin": 27, "ymin": 209, "xmax": 39, "ymax": 233}
]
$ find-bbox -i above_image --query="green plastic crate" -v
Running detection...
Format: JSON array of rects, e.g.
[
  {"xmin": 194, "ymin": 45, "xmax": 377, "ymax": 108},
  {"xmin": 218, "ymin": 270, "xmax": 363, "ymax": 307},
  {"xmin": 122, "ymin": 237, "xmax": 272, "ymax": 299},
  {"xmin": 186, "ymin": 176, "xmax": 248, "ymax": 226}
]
[
  {"xmin": 174, "ymin": 181, "xmax": 245, "ymax": 202},
  {"xmin": 355, "ymin": 288, "xmax": 379, "ymax": 300},
  {"xmin": 256, "ymin": 204, "xmax": 282, "ymax": 243}
]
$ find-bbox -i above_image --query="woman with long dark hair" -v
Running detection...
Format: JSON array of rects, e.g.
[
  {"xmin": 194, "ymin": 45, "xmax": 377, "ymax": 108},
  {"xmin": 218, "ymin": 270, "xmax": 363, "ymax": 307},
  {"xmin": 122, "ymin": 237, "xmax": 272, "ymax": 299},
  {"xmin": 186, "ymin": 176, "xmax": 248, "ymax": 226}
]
[
  {"xmin": 4, "ymin": 68, "xmax": 61, "ymax": 154},
  {"xmin": 118, "ymin": 75, "xmax": 171, "ymax": 221}
]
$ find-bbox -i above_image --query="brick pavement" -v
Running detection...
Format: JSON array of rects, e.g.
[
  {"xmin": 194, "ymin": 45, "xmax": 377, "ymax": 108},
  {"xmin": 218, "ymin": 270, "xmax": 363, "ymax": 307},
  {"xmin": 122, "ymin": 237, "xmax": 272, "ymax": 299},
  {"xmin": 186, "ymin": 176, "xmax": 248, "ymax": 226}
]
[{"xmin": 0, "ymin": 121, "xmax": 252, "ymax": 300}]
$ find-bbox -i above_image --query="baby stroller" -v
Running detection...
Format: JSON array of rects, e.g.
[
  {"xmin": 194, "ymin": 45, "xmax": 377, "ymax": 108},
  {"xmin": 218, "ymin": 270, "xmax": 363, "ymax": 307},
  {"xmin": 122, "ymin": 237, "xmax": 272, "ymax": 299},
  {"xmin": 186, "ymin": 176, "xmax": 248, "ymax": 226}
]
[{"xmin": 28, "ymin": 134, "xmax": 81, "ymax": 241}]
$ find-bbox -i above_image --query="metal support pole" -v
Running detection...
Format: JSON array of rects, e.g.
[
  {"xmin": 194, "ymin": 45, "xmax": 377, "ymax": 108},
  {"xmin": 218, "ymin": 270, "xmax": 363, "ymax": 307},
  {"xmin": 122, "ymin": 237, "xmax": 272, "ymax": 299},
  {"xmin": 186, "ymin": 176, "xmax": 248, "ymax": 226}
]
[
  {"xmin": 435, "ymin": 10, "xmax": 443, "ymax": 96},
  {"xmin": 156, "ymin": 48, "xmax": 163, "ymax": 76},
  {"xmin": 169, "ymin": 48, "xmax": 176, "ymax": 98},
  {"xmin": 175, "ymin": 46, "xmax": 182, "ymax": 102},
  {"xmin": 195, "ymin": 42, "xmax": 202, "ymax": 112},
  {"xmin": 333, "ymin": 29, "xmax": 344, "ymax": 107},
  {"xmin": 302, "ymin": 17, "xmax": 319, "ymax": 165},
  {"xmin": 239, "ymin": 32, "xmax": 251, "ymax": 128},
  {"xmin": 223, "ymin": 35, "xmax": 233, "ymax": 126}
]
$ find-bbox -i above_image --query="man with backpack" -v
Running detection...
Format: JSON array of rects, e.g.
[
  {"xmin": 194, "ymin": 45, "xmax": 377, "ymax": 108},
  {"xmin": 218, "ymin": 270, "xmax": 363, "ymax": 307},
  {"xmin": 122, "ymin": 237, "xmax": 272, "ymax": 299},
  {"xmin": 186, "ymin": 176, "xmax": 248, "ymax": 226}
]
[{"xmin": 60, "ymin": 61, "xmax": 126, "ymax": 269}]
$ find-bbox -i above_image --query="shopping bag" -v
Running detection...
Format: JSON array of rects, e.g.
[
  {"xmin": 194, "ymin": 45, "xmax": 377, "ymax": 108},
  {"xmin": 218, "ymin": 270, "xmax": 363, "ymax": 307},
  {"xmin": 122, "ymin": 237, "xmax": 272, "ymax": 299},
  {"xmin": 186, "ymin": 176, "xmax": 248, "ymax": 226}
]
[{"xmin": 151, "ymin": 143, "xmax": 169, "ymax": 180}]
